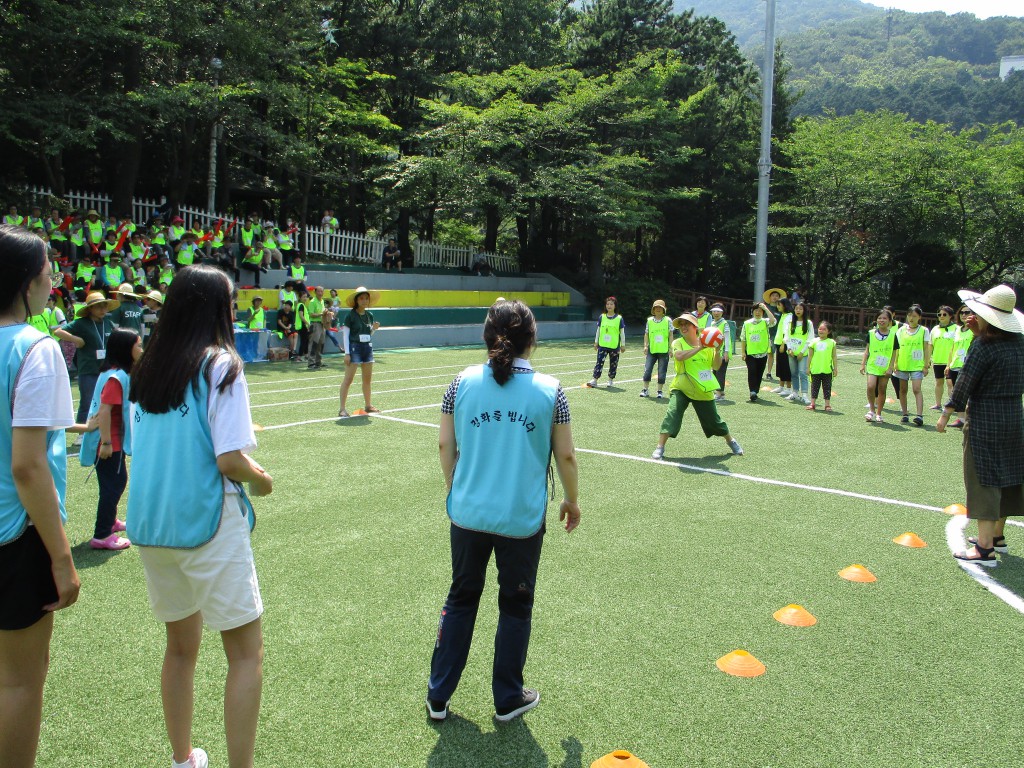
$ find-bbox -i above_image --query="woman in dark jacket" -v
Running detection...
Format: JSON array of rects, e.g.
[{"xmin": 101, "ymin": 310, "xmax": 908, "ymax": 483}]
[{"xmin": 937, "ymin": 285, "xmax": 1024, "ymax": 567}]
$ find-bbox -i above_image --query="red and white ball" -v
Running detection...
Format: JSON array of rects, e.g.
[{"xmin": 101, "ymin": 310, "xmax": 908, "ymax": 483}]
[{"xmin": 699, "ymin": 327, "xmax": 725, "ymax": 349}]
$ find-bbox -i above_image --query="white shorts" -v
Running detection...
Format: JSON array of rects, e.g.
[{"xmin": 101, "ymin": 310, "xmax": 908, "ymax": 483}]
[{"xmin": 138, "ymin": 494, "xmax": 263, "ymax": 631}]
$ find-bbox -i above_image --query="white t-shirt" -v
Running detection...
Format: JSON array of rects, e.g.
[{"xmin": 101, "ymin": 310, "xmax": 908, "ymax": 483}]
[
  {"xmin": 12, "ymin": 336, "xmax": 74, "ymax": 429},
  {"xmin": 207, "ymin": 354, "xmax": 257, "ymax": 493}
]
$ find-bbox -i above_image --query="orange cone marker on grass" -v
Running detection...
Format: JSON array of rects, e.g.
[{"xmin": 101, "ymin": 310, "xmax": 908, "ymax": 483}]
[
  {"xmin": 716, "ymin": 649, "xmax": 766, "ymax": 677},
  {"xmin": 893, "ymin": 532, "xmax": 927, "ymax": 548},
  {"xmin": 839, "ymin": 564, "xmax": 877, "ymax": 582},
  {"xmin": 591, "ymin": 750, "xmax": 651, "ymax": 768},
  {"xmin": 773, "ymin": 604, "xmax": 817, "ymax": 627},
  {"xmin": 944, "ymin": 503, "xmax": 967, "ymax": 515}
]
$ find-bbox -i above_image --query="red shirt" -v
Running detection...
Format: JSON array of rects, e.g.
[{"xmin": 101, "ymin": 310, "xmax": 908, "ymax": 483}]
[{"xmin": 100, "ymin": 376, "xmax": 124, "ymax": 453}]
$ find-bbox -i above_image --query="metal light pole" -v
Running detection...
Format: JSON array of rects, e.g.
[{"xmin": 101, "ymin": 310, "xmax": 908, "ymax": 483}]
[
  {"xmin": 752, "ymin": 0, "xmax": 776, "ymax": 302},
  {"xmin": 206, "ymin": 57, "xmax": 223, "ymax": 215}
]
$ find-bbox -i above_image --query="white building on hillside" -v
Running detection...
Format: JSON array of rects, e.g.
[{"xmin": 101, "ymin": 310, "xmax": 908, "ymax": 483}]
[{"xmin": 1000, "ymin": 55, "xmax": 1024, "ymax": 80}]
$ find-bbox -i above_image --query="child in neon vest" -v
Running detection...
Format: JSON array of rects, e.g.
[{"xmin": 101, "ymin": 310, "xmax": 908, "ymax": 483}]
[
  {"xmin": 893, "ymin": 304, "xmax": 932, "ymax": 426},
  {"xmin": 652, "ymin": 313, "xmax": 743, "ymax": 459},
  {"xmin": 806, "ymin": 321, "xmax": 838, "ymax": 411},
  {"xmin": 859, "ymin": 308, "xmax": 899, "ymax": 423},
  {"xmin": 586, "ymin": 296, "xmax": 625, "ymax": 388},
  {"xmin": 943, "ymin": 304, "xmax": 974, "ymax": 428},
  {"xmin": 783, "ymin": 301, "xmax": 814, "ymax": 405},
  {"xmin": 709, "ymin": 303, "xmax": 732, "ymax": 399},
  {"xmin": 127, "ymin": 265, "xmax": 271, "ymax": 768},
  {"xmin": 930, "ymin": 304, "xmax": 957, "ymax": 411},
  {"xmin": 640, "ymin": 299, "xmax": 673, "ymax": 399}
]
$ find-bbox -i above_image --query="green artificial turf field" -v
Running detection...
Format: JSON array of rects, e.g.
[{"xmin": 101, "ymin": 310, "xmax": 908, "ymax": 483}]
[{"xmin": 49, "ymin": 340, "xmax": 1022, "ymax": 768}]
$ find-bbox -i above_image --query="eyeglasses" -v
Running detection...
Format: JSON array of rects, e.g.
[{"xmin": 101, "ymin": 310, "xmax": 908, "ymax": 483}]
[{"xmin": 937, "ymin": 312, "xmax": 949, "ymax": 317}]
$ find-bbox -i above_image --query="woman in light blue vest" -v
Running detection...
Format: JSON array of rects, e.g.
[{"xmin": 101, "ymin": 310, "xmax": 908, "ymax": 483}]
[
  {"xmin": 127, "ymin": 266, "xmax": 272, "ymax": 768},
  {"xmin": 427, "ymin": 299, "xmax": 581, "ymax": 723},
  {"xmin": 0, "ymin": 225, "xmax": 81, "ymax": 767}
]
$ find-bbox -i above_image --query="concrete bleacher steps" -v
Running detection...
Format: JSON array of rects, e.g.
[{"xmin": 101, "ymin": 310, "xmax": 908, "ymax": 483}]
[{"xmin": 238, "ymin": 268, "xmax": 592, "ymax": 348}]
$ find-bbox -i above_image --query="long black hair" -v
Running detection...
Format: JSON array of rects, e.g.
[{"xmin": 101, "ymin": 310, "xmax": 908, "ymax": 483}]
[
  {"xmin": 100, "ymin": 328, "xmax": 140, "ymax": 374},
  {"xmin": 790, "ymin": 301, "xmax": 810, "ymax": 335},
  {"xmin": 130, "ymin": 265, "xmax": 242, "ymax": 412},
  {"xmin": 0, "ymin": 224, "xmax": 47, "ymax": 318},
  {"xmin": 484, "ymin": 299, "xmax": 537, "ymax": 386}
]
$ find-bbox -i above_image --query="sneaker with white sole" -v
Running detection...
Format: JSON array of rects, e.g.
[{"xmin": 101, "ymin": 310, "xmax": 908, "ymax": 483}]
[
  {"xmin": 865, "ymin": 411, "xmax": 875, "ymax": 422},
  {"xmin": 786, "ymin": 393, "xmax": 799, "ymax": 401},
  {"xmin": 874, "ymin": 413, "xmax": 884, "ymax": 423},
  {"xmin": 608, "ymin": 379, "xmax": 615, "ymax": 387},
  {"xmin": 770, "ymin": 386, "xmax": 784, "ymax": 394},
  {"xmin": 727, "ymin": 439, "xmax": 744, "ymax": 456},
  {"xmin": 172, "ymin": 748, "xmax": 208, "ymax": 768},
  {"xmin": 651, "ymin": 446, "xmax": 664, "ymax": 460},
  {"xmin": 639, "ymin": 389, "xmax": 648, "ymax": 398},
  {"xmin": 656, "ymin": 391, "xmax": 664, "ymax": 399},
  {"xmin": 426, "ymin": 697, "xmax": 450, "ymax": 721},
  {"xmin": 586, "ymin": 379, "xmax": 597, "ymax": 388},
  {"xmin": 495, "ymin": 689, "xmax": 540, "ymax": 722}
]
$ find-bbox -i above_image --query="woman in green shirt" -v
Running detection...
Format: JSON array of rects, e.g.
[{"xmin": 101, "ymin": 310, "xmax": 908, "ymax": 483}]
[{"xmin": 338, "ymin": 287, "xmax": 382, "ymax": 418}]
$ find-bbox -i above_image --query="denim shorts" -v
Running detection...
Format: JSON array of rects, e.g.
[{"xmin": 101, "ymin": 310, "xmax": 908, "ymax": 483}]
[
  {"xmin": 892, "ymin": 369, "xmax": 924, "ymax": 381},
  {"xmin": 349, "ymin": 341, "xmax": 374, "ymax": 364}
]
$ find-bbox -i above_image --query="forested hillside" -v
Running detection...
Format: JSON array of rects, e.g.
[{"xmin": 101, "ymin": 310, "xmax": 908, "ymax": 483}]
[
  {"xmin": 677, "ymin": 0, "xmax": 882, "ymax": 50},
  {"xmin": 783, "ymin": 10, "xmax": 1024, "ymax": 127}
]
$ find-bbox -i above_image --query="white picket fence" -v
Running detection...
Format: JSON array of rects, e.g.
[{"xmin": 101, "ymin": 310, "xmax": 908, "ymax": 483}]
[{"xmin": 22, "ymin": 185, "xmax": 518, "ymax": 271}]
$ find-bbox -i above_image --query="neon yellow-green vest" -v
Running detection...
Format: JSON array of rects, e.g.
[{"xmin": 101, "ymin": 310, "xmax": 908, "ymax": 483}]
[
  {"xmin": 247, "ymin": 307, "xmax": 265, "ymax": 330},
  {"xmin": 646, "ymin": 316, "xmax": 671, "ymax": 354},
  {"xmin": 896, "ymin": 325, "xmax": 927, "ymax": 371},
  {"xmin": 102, "ymin": 264, "xmax": 123, "ymax": 285},
  {"xmin": 809, "ymin": 338, "xmax": 836, "ymax": 375},
  {"xmin": 295, "ymin": 303, "xmax": 307, "ymax": 331},
  {"xmin": 3, "ymin": 214, "xmax": 23, "ymax": 226},
  {"xmin": 950, "ymin": 327, "xmax": 973, "ymax": 371},
  {"xmin": 290, "ymin": 265, "xmax": 305, "ymax": 281},
  {"xmin": 159, "ymin": 267, "xmax": 175, "ymax": 285},
  {"xmin": 278, "ymin": 233, "xmax": 293, "ymax": 251},
  {"xmin": 129, "ymin": 243, "xmax": 146, "ymax": 260},
  {"xmin": 242, "ymin": 247, "xmax": 262, "ymax": 265},
  {"xmin": 240, "ymin": 228, "xmax": 256, "ymax": 247},
  {"xmin": 785, "ymin": 318, "xmax": 813, "ymax": 356},
  {"xmin": 262, "ymin": 234, "xmax": 277, "ymax": 250},
  {"xmin": 85, "ymin": 219, "xmax": 104, "ymax": 243},
  {"xmin": 280, "ymin": 290, "xmax": 297, "ymax": 309},
  {"xmin": 672, "ymin": 337, "xmax": 718, "ymax": 393},
  {"xmin": 773, "ymin": 312, "xmax": 791, "ymax": 345},
  {"xmin": 930, "ymin": 323, "xmax": 957, "ymax": 366},
  {"xmin": 176, "ymin": 243, "xmax": 197, "ymax": 266},
  {"xmin": 27, "ymin": 313, "xmax": 50, "ymax": 335},
  {"xmin": 76, "ymin": 262, "xmax": 96, "ymax": 282},
  {"xmin": 598, "ymin": 314, "xmax": 621, "ymax": 349},
  {"xmin": 866, "ymin": 330, "xmax": 897, "ymax": 376},
  {"xmin": 743, "ymin": 318, "xmax": 770, "ymax": 356},
  {"xmin": 70, "ymin": 225, "xmax": 85, "ymax": 246},
  {"xmin": 170, "ymin": 224, "xmax": 185, "ymax": 242},
  {"xmin": 695, "ymin": 311, "xmax": 711, "ymax": 330},
  {"xmin": 49, "ymin": 222, "xmax": 67, "ymax": 241},
  {"xmin": 151, "ymin": 228, "xmax": 166, "ymax": 245}
]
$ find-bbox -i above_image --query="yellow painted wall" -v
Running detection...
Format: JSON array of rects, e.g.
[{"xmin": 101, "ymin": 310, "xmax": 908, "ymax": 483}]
[{"xmin": 236, "ymin": 288, "xmax": 569, "ymax": 311}]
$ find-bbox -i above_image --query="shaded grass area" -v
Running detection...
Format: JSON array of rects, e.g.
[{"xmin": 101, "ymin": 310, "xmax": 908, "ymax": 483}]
[{"xmin": 48, "ymin": 341, "xmax": 1022, "ymax": 767}]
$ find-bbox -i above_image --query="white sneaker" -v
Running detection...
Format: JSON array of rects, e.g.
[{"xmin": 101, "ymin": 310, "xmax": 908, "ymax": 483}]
[
  {"xmin": 587, "ymin": 378, "xmax": 597, "ymax": 388},
  {"xmin": 607, "ymin": 379, "xmax": 615, "ymax": 387},
  {"xmin": 770, "ymin": 386, "xmax": 784, "ymax": 394},
  {"xmin": 865, "ymin": 411, "xmax": 875, "ymax": 422},
  {"xmin": 172, "ymin": 748, "xmax": 208, "ymax": 768},
  {"xmin": 786, "ymin": 393, "xmax": 798, "ymax": 401},
  {"xmin": 651, "ymin": 446, "xmax": 664, "ymax": 460},
  {"xmin": 656, "ymin": 391, "xmax": 664, "ymax": 399},
  {"xmin": 639, "ymin": 389, "xmax": 648, "ymax": 398}
]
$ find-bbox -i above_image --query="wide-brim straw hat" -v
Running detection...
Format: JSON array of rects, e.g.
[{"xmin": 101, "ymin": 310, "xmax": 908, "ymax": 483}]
[
  {"xmin": 86, "ymin": 209, "xmax": 100, "ymax": 217},
  {"xmin": 958, "ymin": 285, "xmax": 1024, "ymax": 335},
  {"xmin": 76, "ymin": 291, "xmax": 120, "ymax": 317},
  {"xmin": 672, "ymin": 313, "xmax": 699, "ymax": 330},
  {"xmin": 115, "ymin": 283, "xmax": 139, "ymax": 298},
  {"xmin": 763, "ymin": 287, "xmax": 786, "ymax": 303},
  {"xmin": 144, "ymin": 290, "xmax": 164, "ymax": 305},
  {"xmin": 651, "ymin": 299, "xmax": 667, "ymax": 313},
  {"xmin": 345, "ymin": 286, "xmax": 380, "ymax": 308}
]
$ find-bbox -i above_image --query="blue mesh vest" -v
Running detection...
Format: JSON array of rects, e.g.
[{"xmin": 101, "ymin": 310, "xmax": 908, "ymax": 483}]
[
  {"xmin": 127, "ymin": 363, "xmax": 254, "ymax": 548},
  {"xmin": 449, "ymin": 364, "xmax": 558, "ymax": 538},
  {"xmin": 79, "ymin": 369, "xmax": 132, "ymax": 466},
  {"xmin": 0, "ymin": 326, "xmax": 69, "ymax": 544}
]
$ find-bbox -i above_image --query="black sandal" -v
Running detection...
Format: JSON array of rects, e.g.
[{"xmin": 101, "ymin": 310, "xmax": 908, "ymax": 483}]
[
  {"xmin": 954, "ymin": 544, "xmax": 997, "ymax": 568},
  {"xmin": 968, "ymin": 535, "xmax": 1008, "ymax": 554}
]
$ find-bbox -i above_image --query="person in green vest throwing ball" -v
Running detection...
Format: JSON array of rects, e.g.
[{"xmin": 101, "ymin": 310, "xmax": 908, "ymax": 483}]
[
  {"xmin": 652, "ymin": 313, "xmax": 743, "ymax": 459},
  {"xmin": 586, "ymin": 296, "xmax": 625, "ymax": 389}
]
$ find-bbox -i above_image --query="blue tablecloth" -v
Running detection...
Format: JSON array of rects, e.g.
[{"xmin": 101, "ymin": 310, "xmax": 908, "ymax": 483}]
[{"xmin": 235, "ymin": 329, "xmax": 270, "ymax": 362}]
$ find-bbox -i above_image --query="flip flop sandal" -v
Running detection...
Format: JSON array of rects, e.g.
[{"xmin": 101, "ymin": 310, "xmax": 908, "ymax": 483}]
[
  {"xmin": 338, "ymin": 409, "xmax": 350, "ymax": 418},
  {"xmin": 824, "ymin": 405, "xmax": 833, "ymax": 412},
  {"xmin": 364, "ymin": 406, "xmax": 381, "ymax": 413}
]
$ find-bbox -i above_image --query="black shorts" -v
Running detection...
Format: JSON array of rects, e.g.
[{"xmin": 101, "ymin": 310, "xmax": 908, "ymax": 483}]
[
  {"xmin": 0, "ymin": 526, "xmax": 58, "ymax": 630},
  {"xmin": 934, "ymin": 364, "xmax": 947, "ymax": 378}
]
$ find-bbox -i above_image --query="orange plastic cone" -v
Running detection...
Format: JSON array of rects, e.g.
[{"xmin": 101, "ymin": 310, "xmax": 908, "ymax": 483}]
[
  {"xmin": 761, "ymin": 385, "xmax": 774, "ymax": 392},
  {"xmin": 944, "ymin": 503, "xmax": 968, "ymax": 516},
  {"xmin": 839, "ymin": 564, "xmax": 877, "ymax": 582},
  {"xmin": 352, "ymin": 408, "xmax": 367, "ymax": 416},
  {"xmin": 893, "ymin": 532, "xmax": 927, "ymax": 548},
  {"xmin": 252, "ymin": 423, "xmax": 264, "ymax": 432},
  {"xmin": 591, "ymin": 750, "xmax": 651, "ymax": 768},
  {"xmin": 773, "ymin": 604, "xmax": 817, "ymax": 627},
  {"xmin": 886, "ymin": 397, "xmax": 895, "ymax": 404},
  {"xmin": 716, "ymin": 649, "xmax": 766, "ymax": 677}
]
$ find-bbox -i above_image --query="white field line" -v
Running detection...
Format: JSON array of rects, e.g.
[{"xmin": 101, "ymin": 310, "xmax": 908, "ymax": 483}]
[{"xmin": 946, "ymin": 515, "xmax": 1024, "ymax": 615}]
